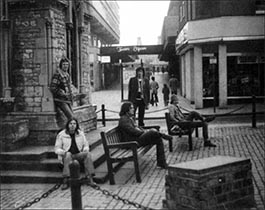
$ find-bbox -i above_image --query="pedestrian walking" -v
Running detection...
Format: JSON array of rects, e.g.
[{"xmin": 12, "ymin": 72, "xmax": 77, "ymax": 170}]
[
  {"xmin": 50, "ymin": 57, "xmax": 74, "ymax": 127},
  {"xmin": 162, "ymin": 84, "xmax": 170, "ymax": 106},
  {"xmin": 54, "ymin": 118, "xmax": 95, "ymax": 190},
  {"xmin": 169, "ymin": 74, "xmax": 178, "ymax": 95},
  {"xmin": 150, "ymin": 76, "xmax": 159, "ymax": 106},
  {"xmin": 118, "ymin": 102, "xmax": 173, "ymax": 169},
  {"xmin": 128, "ymin": 67, "xmax": 150, "ymax": 127}
]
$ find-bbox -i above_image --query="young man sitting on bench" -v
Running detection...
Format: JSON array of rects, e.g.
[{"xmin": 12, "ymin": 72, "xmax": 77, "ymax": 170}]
[
  {"xmin": 168, "ymin": 95, "xmax": 216, "ymax": 148},
  {"xmin": 118, "ymin": 102, "xmax": 173, "ymax": 169}
]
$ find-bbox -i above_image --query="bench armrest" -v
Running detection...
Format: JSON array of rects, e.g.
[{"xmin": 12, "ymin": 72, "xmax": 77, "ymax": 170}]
[{"xmin": 108, "ymin": 141, "xmax": 139, "ymax": 149}]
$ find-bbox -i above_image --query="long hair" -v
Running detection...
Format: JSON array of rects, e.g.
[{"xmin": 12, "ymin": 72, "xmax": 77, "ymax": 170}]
[
  {"xmin": 119, "ymin": 102, "xmax": 133, "ymax": 116},
  {"xmin": 65, "ymin": 117, "xmax": 80, "ymax": 134},
  {"xmin": 59, "ymin": 57, "xmax": 70, "ymax": 69}
]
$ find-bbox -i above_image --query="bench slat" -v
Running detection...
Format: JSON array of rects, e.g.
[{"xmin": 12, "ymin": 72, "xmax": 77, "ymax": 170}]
[{"xmin": 110, "ymin": 145, "xmax": 152, "ymax": 160}]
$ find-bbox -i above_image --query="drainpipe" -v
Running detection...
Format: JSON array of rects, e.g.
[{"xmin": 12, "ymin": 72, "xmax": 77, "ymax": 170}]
[
  {"xmin": 78, "ymin": 0, "xmax": 84, "ymax": 93},
  {"xmin": 0, "ymin": 0, "xmax": 11, "ymax": 97},
  {"xmin": 66, "ymin": 0, "xmax": 73, "ymax": 75},
  {"xmin": 45, "ymin": 16, "xmax": 53, "ymax": 84}
]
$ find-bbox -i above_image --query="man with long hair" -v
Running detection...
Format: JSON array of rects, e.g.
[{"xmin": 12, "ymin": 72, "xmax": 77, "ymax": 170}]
[
  {"xmin": 55, "ymin": 118, "xmax": 95, "ymax": 190},
  {"xmin": 50, "ymin": 57, "xmax": 74, "ymax": 127},
  {"xmin": 118, "ymin": 102, "xmax": 172, "ymax": 169}
]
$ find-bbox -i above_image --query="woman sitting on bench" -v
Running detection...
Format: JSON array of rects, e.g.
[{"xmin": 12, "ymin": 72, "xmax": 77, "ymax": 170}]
[
  {"xmin": 168, "ymin": 94, "xmax": 216, "ymax": 147},
  {"xmin": 118, "ymin": 102, "xmax": 172, "ymax": 169}
]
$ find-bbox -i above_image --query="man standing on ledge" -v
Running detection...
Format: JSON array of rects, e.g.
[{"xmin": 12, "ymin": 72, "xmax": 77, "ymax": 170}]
[
  {"xmin": 128, "ymin": 67, "xmax": 150, "ymax": 127},
  {"xmin": 50, "ymin": 57, "xmax": 74, "ymax": 127}
]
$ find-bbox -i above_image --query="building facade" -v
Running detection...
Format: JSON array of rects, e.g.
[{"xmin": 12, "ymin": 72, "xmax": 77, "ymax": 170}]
[
  {"xmin": 0, "ymin": 0, "xmax": 119, "ymax": 150},
  {"xmin": 161, "ymin": 0, "xmax": 264, "ymax": 108}
]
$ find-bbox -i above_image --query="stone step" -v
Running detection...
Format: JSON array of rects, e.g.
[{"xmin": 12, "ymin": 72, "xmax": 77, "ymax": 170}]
[
  {"xmin": 0, "ymin": 160, "xmax": 124, "ymax": 184},
  {"xmin": 0, "ymin": 144, "xmax": 106, "ymax": 172},
  {"xmin": 0, "ymin": 124, "xmax": 123, "ymax": 184},
  {"xmin": 0, "ymin": 139, "xmax": 124, "ymax": 184}
]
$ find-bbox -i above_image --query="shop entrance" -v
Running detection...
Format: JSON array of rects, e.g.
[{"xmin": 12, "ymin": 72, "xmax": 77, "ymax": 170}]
[{"xmin": 202, "ymin": 56, "xmax": 219, "ymax": 108}]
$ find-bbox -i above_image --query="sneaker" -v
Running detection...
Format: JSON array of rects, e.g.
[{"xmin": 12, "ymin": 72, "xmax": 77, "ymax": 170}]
[
  {"xmin": 204, "ymin": 140, "xmax": 216, "ymax": 147},
  {"xmin": 61, "ymin": 178, "xmax": 69, "ymax": 190},
  {"xmin": 205, "ymin": 116, "xmax": 215, "ymax": 122},
  {"xmin": 161, "ymin": 133, "xmax": 173, "ymax": 141}
]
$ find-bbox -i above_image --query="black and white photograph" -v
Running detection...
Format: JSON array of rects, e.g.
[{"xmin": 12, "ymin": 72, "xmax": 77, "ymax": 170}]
[{"xmin": 0, "ymin": 0, "xmax": 264, "ymax": 209}]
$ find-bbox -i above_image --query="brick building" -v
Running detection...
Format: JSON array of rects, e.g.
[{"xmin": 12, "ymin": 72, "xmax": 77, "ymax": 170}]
[
  {"xmin": 0, "ymin": 0, "xmax": 119, "ymax": 150},
  {"xmin": 160, "ymin": 0, "xmax": 264, "ymax": 108}
]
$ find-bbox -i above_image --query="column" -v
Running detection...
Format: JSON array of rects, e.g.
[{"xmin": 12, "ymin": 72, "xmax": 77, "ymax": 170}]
[
  {"xmin": 0, "ymin": 23, "xmax": 11, "ymax": 97},
  {"xmin": 194, "ymin": 46, "xmax": 203, "ymax": 108},
  {"xmin": 218, "ymin": 44, "xmax": 227, "ymax": 107},
  {"xmin": 181, "ymin": 55, "xmax": 185, "ymax": 96},
  {"xmin": 190, "ymin": 50, "xmax": 195, "ymax": 103},
  {"xmin": 185, "ymin": 50, "xmax": 192, "ymax": 101}
]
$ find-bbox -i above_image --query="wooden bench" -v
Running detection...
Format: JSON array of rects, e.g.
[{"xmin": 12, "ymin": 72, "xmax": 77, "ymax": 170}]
[
  {"xmin": 165, "ymin": 112, "xmax": 203, "ymax": 151},
  {"xmin": 100, "ymin": 125, "xmax": 171, "ymax": 185}
]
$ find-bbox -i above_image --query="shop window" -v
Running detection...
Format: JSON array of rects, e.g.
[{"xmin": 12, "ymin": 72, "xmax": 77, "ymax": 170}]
[{"xmin": 227, "ymin": 56, "xmax": 264, "ymax": 96}]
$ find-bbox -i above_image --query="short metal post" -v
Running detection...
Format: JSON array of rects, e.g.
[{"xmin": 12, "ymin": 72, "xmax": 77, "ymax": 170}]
[
  {"xmin": 252, "ymin": 95, "xmax": 256, "ymax": 128},
  {"xmin": 102, "ymin": 104, "xmax": 106, "ymax": 127},
  {"xmin": 69, "ymin": 160, "xmax": 82, "ymax": 210}
]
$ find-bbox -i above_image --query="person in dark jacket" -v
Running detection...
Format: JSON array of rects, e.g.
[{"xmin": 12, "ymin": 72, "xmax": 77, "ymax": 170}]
[
  {"xmin": 169, "ymin": 75, "xmax": 178, "ymax": 95},
  {"xmin": 128, "ymin": 67, "xmax": 150, "ymax": 127},
  {"xmin": 118, "ymin": 102, "xmax": 173, "ymax": 169},
  {"xmin": 50, "ymin": 57, "xmax": 74, "ymax": 126},
  {"xmin": 162, "ymin": 84, "xmax": 170, "ymax": 106}
]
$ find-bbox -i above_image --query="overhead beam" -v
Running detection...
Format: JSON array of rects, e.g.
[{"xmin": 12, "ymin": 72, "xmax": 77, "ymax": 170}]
[{"xmin": 100, "ymin": 45, "xmax": 164, "ymax": 56}]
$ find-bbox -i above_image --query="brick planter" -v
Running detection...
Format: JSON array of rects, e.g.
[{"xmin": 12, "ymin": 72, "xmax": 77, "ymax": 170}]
[{"xmin": 164, "ymin": 156, "xmax": 255, "ymax": 210}]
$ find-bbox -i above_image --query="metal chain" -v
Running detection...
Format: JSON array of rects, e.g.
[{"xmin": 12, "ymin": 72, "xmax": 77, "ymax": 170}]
[
  {"xmin": 14, "ymin": 183, "xmax": 61, "ymax": 210},
  {"xmin": 84, "ymin": 179, "xmax": 154, "ymax": 210},
  {"xmin": 14, "ymin": 179, "xmax": 154, "ymax": 210}
]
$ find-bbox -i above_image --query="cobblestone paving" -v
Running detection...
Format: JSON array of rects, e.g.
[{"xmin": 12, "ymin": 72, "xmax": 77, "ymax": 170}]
[{"xmin": 1, "ymin": 125, "xmax": 264, "ymax": 210}]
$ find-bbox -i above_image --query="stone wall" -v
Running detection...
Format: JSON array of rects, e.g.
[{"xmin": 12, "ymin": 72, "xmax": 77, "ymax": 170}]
[
  {"xmin": 0, "ymin": 3, "xmax": 97, "ymax": 149},
  {"xmin": 1, "ymin": 104, "xmax": 97, "ymax": 149},
  {"xmin": 0, "ymin": 119, "xmax": 29, "ymax": 151}
]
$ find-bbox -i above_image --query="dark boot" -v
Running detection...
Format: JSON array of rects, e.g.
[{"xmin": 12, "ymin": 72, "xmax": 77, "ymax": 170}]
[
  {"xmin": 160, "ymin": 133, "xmax": 173, "ymax": 141},
  {"xmin": 156, "ymin": 141, "xmax": 167, "ymax": 169},
  {"xmin": 204, "ymin": 140, "xmax": 216, "ymax": 147}
]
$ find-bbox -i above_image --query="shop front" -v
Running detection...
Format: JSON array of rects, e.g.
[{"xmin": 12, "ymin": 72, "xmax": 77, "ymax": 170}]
[{"xmin": 176, "ymin": 16, "xmax": 264, "ymax": 109}]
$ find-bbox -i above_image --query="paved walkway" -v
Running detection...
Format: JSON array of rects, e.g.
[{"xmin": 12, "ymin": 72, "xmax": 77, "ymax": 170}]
[
  {"xmin": 1, "ymin": 72, "xmax": 264, "ymax": 210},
  {"xmin": 1, "ymin": 124, "xmax": 264, "ymax": 210}
]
